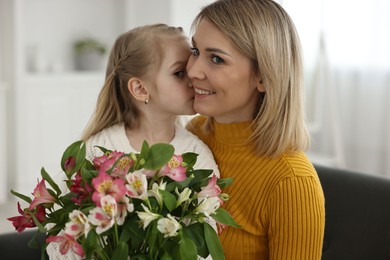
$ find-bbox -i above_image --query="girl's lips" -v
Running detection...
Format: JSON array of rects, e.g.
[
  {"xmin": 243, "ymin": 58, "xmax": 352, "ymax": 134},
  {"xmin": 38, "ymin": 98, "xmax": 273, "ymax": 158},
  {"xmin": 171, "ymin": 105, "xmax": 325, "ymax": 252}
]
[{"xmin": 193, "ymin": 87, "xmax": 216, "ymax": 95}]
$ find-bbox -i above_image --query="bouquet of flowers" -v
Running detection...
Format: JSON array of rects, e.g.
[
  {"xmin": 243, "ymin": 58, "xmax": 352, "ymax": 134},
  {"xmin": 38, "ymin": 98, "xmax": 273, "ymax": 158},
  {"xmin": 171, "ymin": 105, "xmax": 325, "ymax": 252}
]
[{"xmin": 7, "ymin": 140, "xmax": 239, "ymax": 260}]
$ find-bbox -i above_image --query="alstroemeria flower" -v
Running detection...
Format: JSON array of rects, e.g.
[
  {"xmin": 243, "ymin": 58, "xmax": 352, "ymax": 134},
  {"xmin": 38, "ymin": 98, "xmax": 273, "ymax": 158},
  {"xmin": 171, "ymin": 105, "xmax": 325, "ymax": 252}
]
[
  {"xmin": 7, "ymin": 202, "xmax": 46, "ymax": 233},
  {"xmin": 116, "ymin": 196, "xmax": 134, "ymax": 225},
  {"xmin": 69, "ymin": 172, "xmax": 94, "ymax": 205},
  {"xmin": 92, "ymin": 172, "xmax": 127, "ymax": 207},
  {"xmin": 64, "ymin": 156, "xmax": 76, "ymax": 176},
  {"xmin": 29, "ymin": 179, "xmax": 56, "ymax": 210},
  {"xmin": 159, "ymin": 155, "xmax": 187, "ymax": 182},
  {"xmin": 65, "ymin": 210, "xmax": 90, "ymax": 238},
  {"xmin": 137, "ymin": 204, "xmax": 160, "ymax": 229},
  {"xmin": 197, "ymin": 174, "xmax": 223, "ymax": 204},
  {"xmin": 88, "ymin": 195, "xmax": 117, "ymax": 234},
  {"xmin": 195, "ymin": 196, "xmax": 221, "ymax": 217},
  {"xmin": 46, "ymin": 233, "xmax": 85, "ymax": 258},
  {"xmin": 157, "ymin": 214, "xmax": 181, "ymax": 238},
  {"xmin": 126, "ymin": 170, "xmax": 148, "ymax": 200},
  {"xmin": 175, "ymin": 187, "xmax": 192, "ymax": 207},
  {"xmin": 94, "ymin": 151, "xmax": 133, "ymax": 179},
  {"xmin": 147, "ymin": 181, "xmax": 167, "ymax": 207}
]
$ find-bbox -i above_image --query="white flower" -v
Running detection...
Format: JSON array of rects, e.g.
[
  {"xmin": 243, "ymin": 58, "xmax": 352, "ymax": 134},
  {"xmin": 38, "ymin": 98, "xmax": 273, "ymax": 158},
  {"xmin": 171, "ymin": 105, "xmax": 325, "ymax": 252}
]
[
  {"xmin": 116, "ymin": 196, "xmax": 134, "ymax": 225},
  {"xmin": 126, "ymin": 170, "xmax": 148, "ymax": 200},
  {"xmin": 65, "ymin": 210, "xmax": 90, "ymax": 238},
  {"xmin": 88, "ymin": 195, "xmax": 117, "ymax": 234},
  {"xmin": 175, "ymin": 187, "xmax": 192, "ymax": 207},
  {"xmin": 157, "ymin": 214, "xmax": 181, "ymax": 238},
  {"xmin": 195, "ymin": 196, "xmax": 221, "ymax": 217},
  {"xmin": 147, "ymin": 181, "xmax": 167, "ymax": 207},
  {"xmin": 137, "ymin": 204, "xmax": 160, "ymax": 229}
]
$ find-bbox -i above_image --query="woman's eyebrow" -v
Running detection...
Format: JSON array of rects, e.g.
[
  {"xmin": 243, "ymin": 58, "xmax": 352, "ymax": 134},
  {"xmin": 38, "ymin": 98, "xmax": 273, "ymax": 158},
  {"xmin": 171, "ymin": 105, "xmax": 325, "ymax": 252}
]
[{"xmin": 191, "ymin": 37, "xmax": 231, "ymax": 57}]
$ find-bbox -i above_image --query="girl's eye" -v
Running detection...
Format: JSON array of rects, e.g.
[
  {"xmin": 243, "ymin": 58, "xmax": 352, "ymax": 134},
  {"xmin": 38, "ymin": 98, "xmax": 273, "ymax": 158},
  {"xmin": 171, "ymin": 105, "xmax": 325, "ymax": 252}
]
[
  {"xmin": 190, "ymin": 47, "xmax": 199, "ymax": 56},
  {"xmin": 174, "ymin": 70, "xmax": 185, "ymax": 77},
  {"xmin": 211, "ymin": 55, "xmax": 224, "ymax": 64}
]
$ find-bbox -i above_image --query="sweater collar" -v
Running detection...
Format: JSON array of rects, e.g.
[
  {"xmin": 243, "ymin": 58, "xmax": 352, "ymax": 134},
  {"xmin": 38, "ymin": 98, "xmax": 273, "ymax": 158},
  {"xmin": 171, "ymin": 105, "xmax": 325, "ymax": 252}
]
[{"xmin": 212, "ymin": 119, "xmax": 254, "ymax": 145}]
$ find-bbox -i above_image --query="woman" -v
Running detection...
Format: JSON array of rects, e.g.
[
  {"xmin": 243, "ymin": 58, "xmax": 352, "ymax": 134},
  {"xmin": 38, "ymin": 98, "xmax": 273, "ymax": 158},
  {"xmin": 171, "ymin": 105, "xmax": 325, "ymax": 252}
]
[{"xmin": 186, "ymin": 0, "xmax": 325, "ymax": 259}]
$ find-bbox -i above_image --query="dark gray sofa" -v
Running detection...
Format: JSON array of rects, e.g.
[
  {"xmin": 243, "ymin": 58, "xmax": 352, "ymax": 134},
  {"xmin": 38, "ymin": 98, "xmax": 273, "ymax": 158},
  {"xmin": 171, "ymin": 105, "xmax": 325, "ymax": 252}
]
[{"xmin": 1, "ymin": 164, "xmax": 390, "ymax": 259}]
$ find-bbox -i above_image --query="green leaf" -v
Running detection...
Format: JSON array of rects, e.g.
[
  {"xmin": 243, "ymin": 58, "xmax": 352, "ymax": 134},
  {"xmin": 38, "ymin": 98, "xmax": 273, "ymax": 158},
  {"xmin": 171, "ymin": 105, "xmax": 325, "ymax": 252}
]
[
  {"xmin": 140, "ymin": 140, "xmax": 150, "ymax": 159},
  {"xmin": 159, "ymin": 189, "xmax": 177, "ymax": 211},
  {"xmin": 80, "ymin": 166, "xmax": 98, "ymax": 181},
  {"xmin": 112, "ymin": 241, "xmax": 129, "ymax": 260},
  {"xmin": 166, "ymin": 177, "xmax": 194, "ymax": 192},
  {"xmin": 94, "ymin": 145, "xmax": 110, "ymax": 154},
  {"xmin": 174, "ymin": 237, "xmax": 197, "ymax": 260},
  {"xmin": 60, "ymin": 140, "xmax": 86, "ymax": 177},
  {"xmin": 212, "ymin": 208, "xmax": 240, "ymax": 228},
  {"xmin": 204, "ymin": 222, "xmax": 225, "ymax": 260},
  {"xmin": 83, "ymin": 230, "xmax": 100, "ymax": 259},
  {"xmin": 182, "ymin": 152, "xmax": 198, "ymax": 169},
  {"xmin": 217, "ymin": 177, "xmax": 234, "ymax": 189},
  {"xmin": 27, "ymin": 230, "xmax": 45, "ymax": 248},
  {"xmin": 30, "ymin": 213, "xmax": 47, "ymax": 233},
  {"xmin": 40, "ymin": 167, "xmax": 61, "ymax": 195},
  {"xmin": 10, "ymin": 189, "xmax": 32, "ymax": 203},
  {"xmin": 146, "ymin": 221, "xmax": 159, "ymax": 256},
  {"xmin": 143, "ymin": 143, "xmax": 174, "ymax": 170},
  {"xmin": 182, "ymin": 223, "xmax": 209, "ymax": 258}
]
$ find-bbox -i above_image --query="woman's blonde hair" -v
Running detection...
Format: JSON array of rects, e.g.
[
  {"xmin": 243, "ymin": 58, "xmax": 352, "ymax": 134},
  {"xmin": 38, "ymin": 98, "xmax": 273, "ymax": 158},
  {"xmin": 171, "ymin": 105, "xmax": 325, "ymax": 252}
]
[
  {"xmin": 192, "ymin": 0, "xmax": 310, "ymax": 157},
  {"xmin": 82, "ymin": 24, "xmax": 185, "ymax": 140}
]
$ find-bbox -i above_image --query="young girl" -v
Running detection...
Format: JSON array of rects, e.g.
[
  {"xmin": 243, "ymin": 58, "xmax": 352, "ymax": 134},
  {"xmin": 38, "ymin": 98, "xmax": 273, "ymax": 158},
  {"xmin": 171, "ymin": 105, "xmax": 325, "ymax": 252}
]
[
  {"xmin": 81, "ymin": 24, "xmax": 218, "ymax": 174},
  {"xmin": 187, "ymin": 0, "xmax": 325, "ymax": 259},
  {"xmin": 47, "ymin": 23, "xmax": 218, "ymax": 260}
]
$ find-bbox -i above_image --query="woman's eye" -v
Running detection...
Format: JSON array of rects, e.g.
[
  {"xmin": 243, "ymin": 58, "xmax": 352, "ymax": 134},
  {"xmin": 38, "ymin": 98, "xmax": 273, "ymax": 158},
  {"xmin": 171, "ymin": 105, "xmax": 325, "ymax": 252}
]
[
  {"xmin": 174, "ymin": 70, "xmax": 185, "ymax": 77},
  {"xmin": 190, "ymin": 47, "xmax": 199, "ymax": 56},
  {"xmin": 211, "ymin": 55, "xmax": 224, "ymax": 64}
]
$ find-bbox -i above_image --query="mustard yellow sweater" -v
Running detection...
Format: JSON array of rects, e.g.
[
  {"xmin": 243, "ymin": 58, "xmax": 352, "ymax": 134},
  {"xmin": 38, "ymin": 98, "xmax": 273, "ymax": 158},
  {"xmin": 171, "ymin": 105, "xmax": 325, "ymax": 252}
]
[{"xmin": 187, "ymin": 116, "xmax": 325, "ymax": 260}]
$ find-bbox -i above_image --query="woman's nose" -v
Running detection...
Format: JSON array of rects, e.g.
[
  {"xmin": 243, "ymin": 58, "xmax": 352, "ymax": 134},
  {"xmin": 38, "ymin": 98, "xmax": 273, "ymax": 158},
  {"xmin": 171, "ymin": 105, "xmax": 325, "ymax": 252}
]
[{"xmin": 186, "ymin": 56, "xmax": 205, "ymax": 80}]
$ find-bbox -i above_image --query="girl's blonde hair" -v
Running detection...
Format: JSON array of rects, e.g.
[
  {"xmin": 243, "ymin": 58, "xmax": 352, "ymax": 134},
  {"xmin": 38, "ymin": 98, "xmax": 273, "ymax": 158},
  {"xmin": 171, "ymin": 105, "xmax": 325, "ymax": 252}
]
[
  {"xmin": 82, "ymin": 24, "xmax": 185, "ymax": 140},
  {"xmin": 193, "ymin": 0, "xmax": 310, "ymax": 157}
]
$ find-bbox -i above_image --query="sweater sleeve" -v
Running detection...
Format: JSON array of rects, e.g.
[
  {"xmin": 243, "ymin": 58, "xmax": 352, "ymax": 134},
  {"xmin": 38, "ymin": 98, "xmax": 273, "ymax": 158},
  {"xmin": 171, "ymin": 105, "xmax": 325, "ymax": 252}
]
[{"xmin": 267, "ymin": 176, "xmax": 325, "ymax": 260}]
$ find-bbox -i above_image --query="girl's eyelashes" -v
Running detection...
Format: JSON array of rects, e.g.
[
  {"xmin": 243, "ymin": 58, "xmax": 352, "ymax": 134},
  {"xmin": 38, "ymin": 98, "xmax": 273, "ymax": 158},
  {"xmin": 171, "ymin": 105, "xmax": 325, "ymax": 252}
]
[
  {"xmin": 174, "ymin": 70, "xmax": 186, "ymax": 77},
  {"xmin": 190, "ymin": 47, "xmax": 199, "ymax": 56}
]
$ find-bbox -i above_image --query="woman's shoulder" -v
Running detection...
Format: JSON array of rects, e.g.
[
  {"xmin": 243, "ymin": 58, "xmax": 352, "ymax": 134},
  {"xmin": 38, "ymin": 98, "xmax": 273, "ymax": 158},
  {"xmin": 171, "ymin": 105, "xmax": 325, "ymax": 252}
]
[
  {"xmin": 277, "ymin": 152, "xmax": 318, "ymax": 179},
  {"xmin": 186, "ymin": 115, "xmax": 207, "ymax": 133}
]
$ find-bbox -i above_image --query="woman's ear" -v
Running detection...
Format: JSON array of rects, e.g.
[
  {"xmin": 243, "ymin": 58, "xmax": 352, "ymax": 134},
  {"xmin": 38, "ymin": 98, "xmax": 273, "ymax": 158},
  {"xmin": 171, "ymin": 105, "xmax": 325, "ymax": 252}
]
[
  {"xmin": 251, "ymin": 72, "xmax": 266, "ymax": 93},
  {"xmin": 127, "ymin": 77, "xmax": 149, "ymax": 102},
  {"xmin": 257, "ymin": 80, "xmax": 266, "ymax": 93}
]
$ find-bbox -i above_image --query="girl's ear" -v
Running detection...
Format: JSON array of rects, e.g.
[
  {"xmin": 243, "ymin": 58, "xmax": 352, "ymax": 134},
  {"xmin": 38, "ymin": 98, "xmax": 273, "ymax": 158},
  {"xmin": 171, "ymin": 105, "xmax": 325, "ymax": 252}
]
[{"xmin": 127, "ymin": 77, "xmax": 149, "ymax": 102}]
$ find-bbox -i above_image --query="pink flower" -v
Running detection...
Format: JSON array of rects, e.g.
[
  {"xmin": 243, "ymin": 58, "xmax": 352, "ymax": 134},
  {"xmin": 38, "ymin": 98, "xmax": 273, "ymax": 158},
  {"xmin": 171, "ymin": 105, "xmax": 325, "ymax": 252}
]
[
  {"xmin": 7, "ymin": 202, "xmax": 46, "ymax": 233},
  {"xmin": 94, "ymin": 151, "xmax": 133, "ymax": 179},
  {"xmin": 92, "ymin": 172, "xmax": 127, "ymax": 207},
  {"xmin": 69, "ymin": 172, "xmax": 94, "ymax": 205},
  {"xmin": 88, "ymin": 195, "xmax": 117, "ymax": 234},
  {"xmin": 197, "ymin": 174, "xmax": 223, "ymax": 204},
  {"xmin": 29, "ymin": 179, "xmax": 56, "ymax": 210},
  {"xmin": 64, "ymin": 156, "xmax": 76, "ymax": 175},
  {"xmin": 46, "ymin": 233, "xmax": 85, "ymax": 258},
  {"xmin": 160, "ymin": 155, "xmax": 187, "ymax": 182}
]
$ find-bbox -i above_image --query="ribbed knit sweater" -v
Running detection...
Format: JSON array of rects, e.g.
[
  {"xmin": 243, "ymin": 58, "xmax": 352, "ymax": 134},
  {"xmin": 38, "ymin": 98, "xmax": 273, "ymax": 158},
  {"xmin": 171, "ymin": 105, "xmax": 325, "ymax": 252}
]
[{"xmin": 187, "ymin": 116, "xmax": 325, "ymax": 260}]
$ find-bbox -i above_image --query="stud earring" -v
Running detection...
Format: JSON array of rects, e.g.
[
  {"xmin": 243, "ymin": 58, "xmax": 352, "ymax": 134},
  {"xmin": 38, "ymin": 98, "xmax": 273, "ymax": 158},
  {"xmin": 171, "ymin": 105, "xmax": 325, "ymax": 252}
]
[{"xmin": 145, "ymin": 98, "xmax": 149, "ymax": 105}]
